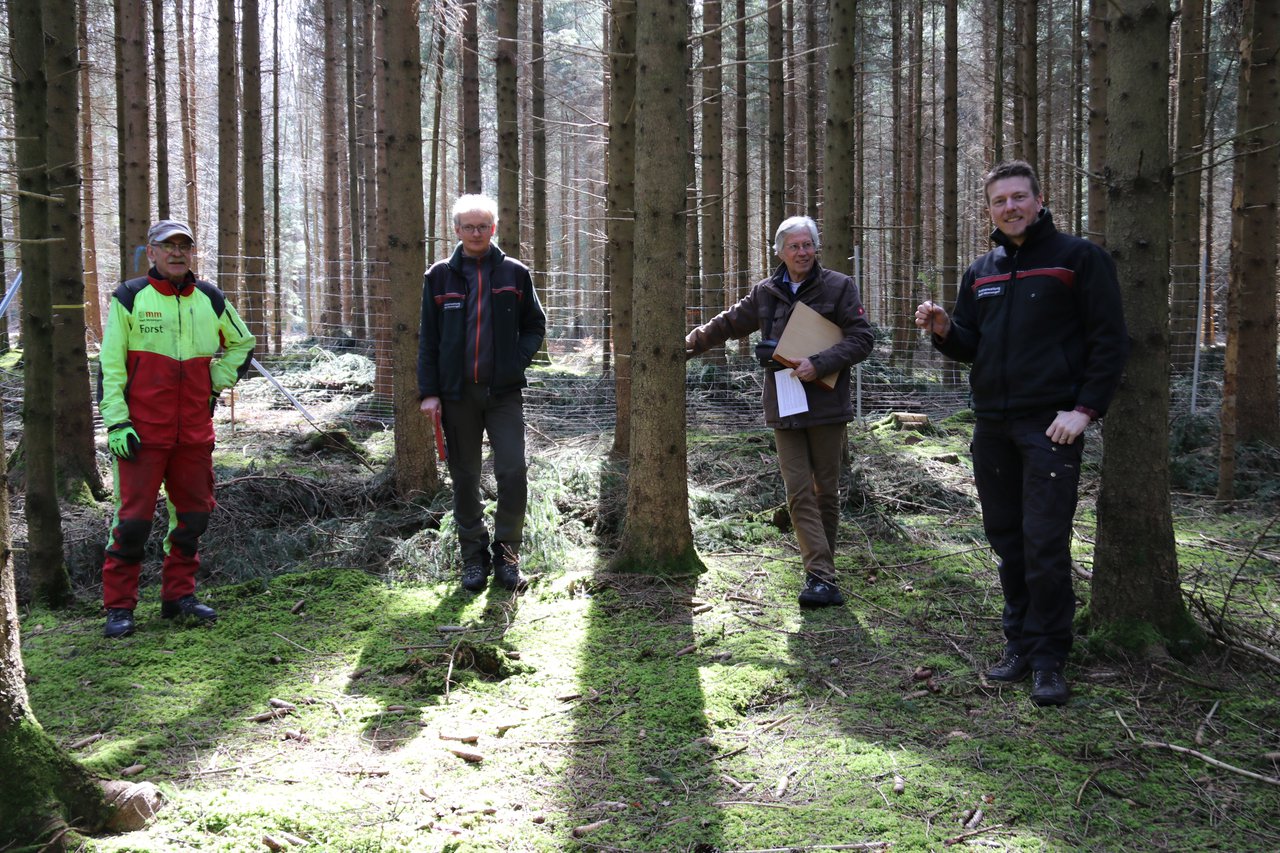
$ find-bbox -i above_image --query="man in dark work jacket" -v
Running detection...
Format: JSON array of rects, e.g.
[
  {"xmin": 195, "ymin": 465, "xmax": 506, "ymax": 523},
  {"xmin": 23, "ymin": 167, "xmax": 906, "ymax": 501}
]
[
  {"xmin": 915, "ymin": 160, "xmax": 1129, "ymax": 707},
  {"xmin": 418, "ymin": 194, "xmax": 546, "ymax": 594}
]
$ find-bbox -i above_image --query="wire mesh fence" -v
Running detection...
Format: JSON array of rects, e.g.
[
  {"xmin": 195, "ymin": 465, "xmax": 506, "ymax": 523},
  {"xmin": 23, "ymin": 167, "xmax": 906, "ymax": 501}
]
[{"xmin": 0, "ymin": 246, "xmax": 1226, "ymax": 441}]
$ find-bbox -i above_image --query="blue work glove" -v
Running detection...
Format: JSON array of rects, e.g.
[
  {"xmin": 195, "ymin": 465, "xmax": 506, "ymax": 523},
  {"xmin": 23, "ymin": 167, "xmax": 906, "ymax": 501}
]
[{"xmin": 107, "ymin": 426, "xmax": 140, "ymax": 460}]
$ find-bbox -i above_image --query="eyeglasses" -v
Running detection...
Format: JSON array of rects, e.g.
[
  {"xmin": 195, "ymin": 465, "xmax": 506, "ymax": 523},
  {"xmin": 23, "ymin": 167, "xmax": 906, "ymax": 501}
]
[
  {"xmin": 152, "ymin": 241, "xmax": 195, "ymax": 254},
  {"xmin": 458, "ymin": 223, "xmax": 493, "ymax": 235},
  {"xmin": 783, "ymin": 241, "xmax": 815, "ymax": 253}
]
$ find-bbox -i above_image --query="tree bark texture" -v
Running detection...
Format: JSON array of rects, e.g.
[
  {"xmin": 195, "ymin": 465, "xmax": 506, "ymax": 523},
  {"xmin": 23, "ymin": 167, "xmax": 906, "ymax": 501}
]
[
  {"xmin": 1094, "ymin": 0, "xmax": 1192, "ymax": 643},
  {"xmin": 116, "ymin": 0, "xmax": 151, "ymax": 276},
  {"xmin": 823, "ymin": 0, "xmax": 857, "ymax": 278},
  {"xmin": 78, "ymin": 0, "xmax": 103, "ymax": 338},
  {"xmin": 151, "ymin": 0, "xmax": 170, "ymax": 217},
  {"xmin": 1219, "ymin": 0, "xmax": 1280, "ymax": 456},
  {"xmin": 217, "ymin": 0, "xmax": 241, "ymax": 297},
  {"xmin": 1169, "ymin": 0, "xmax": 1207, "ymax": 371},
  {"xmin": 381, "ymin": 0, "xmax": 437, "ymax": 497},
  {"xmin": 766, "ymin": 0, "xmax": 784, "ymax": 232},
  {"xmin": 461, "ymin": 0, "xmax": 481, "ymax": 192},
  {"xmin": 612, "ymin": 0, "xmax": 700, "ymax": 575},
  {"xmin": 496, "ymin": 0, "xmax": 520, "ymax": 252},
  {"xmin": 320, "ymin": 0, "xmax": 343, "ymax": 335},
  {"xmin": 12, "ymin": 0, "xmax": 72, "ymax": 608},
  {"xmin": 700, "ymin": 0, "xmax": 725, "ymax": 332},
  {"xmin": 242, "ymin": 0, "xmax": 267, "ymax": 342},
  {"xmin": 606, "ymin": 0, "xmax": 636, "ymax": 457},
  {"xmin": 48, "ymin": 0, "xmax": 104, "ymax": 501}
]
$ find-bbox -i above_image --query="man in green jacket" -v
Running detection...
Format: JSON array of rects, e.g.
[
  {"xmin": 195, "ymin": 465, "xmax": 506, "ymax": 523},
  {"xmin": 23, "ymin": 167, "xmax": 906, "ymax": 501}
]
[
  {"xmin": 99, "ymin": 220, "xmax": 255, "ymax": 638},
  {"xmin": 418, "ymin": 195, "xmax": 547, "ymax": 594},
  {"xmin": 686, "ymin": 216, "xmax": 874, "ymax": 607}
]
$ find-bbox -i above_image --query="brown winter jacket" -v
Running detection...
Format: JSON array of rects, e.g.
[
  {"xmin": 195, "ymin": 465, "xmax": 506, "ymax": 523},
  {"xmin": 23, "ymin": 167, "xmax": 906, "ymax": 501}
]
[{"xmin": 686, "ymin": 262, "xmax": 875, "ymax": 429}]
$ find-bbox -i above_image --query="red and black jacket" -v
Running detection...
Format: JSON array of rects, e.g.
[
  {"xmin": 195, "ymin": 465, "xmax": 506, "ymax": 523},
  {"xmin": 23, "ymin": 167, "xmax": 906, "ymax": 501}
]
[
  {"xmin": 934, "ymin": 209, "xmax": 1129, "ymax": 420},
  {"xmin": 417, "ymin": 243, "xmax": 546, "ymax": 401}
]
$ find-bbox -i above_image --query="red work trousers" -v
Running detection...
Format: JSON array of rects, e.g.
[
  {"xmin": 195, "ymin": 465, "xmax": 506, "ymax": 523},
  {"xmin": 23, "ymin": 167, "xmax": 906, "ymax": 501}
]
[{"xmin": 102, "ymin": 442, "xmax": 215, "ymax": 610}]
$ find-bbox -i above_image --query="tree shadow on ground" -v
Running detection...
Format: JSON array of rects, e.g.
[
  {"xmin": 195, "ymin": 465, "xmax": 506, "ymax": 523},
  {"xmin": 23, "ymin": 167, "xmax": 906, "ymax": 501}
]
[{"xmin": 560, "ymin": 571, "xmax": 725, "ymax": 851}]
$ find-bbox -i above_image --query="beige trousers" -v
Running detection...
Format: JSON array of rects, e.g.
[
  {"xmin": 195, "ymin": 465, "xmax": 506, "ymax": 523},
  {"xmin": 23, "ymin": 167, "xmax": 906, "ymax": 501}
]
[{"xmin": 774, "ymin": 423, "xmax": 846, "ymax": 583}]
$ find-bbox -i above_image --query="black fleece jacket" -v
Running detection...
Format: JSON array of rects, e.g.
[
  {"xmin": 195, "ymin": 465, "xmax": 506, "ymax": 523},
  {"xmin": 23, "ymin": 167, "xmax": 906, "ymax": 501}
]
[
  {"xmin": 934, "ymin": 209, "xmax": 1129, "ymax": 420},
  {"xmin": 418, "ymin": 243, "xmax": 546, "ymax": 401}
]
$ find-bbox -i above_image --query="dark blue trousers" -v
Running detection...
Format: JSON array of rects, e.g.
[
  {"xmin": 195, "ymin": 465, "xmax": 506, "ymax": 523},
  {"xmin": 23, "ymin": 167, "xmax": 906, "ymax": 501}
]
[{"xmin": 972, "ymin": 414, "xmax": 1082, "ymax": 671}]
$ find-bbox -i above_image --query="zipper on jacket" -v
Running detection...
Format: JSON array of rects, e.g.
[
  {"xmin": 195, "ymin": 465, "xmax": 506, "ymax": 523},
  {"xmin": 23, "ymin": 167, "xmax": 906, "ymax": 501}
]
[
  {"xmin": 473, "ymin": 264, "xmax": 484, "ymax": 383},
  {"xmin": 999, "ymin": 250, "xmax": 1018, "ymax": 414}
]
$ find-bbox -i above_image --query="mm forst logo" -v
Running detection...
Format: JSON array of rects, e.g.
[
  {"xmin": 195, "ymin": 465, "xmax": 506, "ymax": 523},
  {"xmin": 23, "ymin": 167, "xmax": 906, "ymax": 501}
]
[{"xmin": 142, "ymin": 310, "xmax": 164, "ymax": 319}]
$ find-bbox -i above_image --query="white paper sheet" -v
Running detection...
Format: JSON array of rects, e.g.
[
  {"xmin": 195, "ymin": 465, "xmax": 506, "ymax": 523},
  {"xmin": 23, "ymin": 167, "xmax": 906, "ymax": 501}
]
[{"xmin": 775, "ymin": 369, "xmax": 809, "ymax": 417}]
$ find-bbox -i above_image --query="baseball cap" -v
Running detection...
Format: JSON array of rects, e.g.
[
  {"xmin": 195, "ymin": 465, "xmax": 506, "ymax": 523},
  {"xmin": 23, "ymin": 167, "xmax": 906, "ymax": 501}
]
[{"xmin": 147, "ymin": 220, "xmax": 195, "ymax": 244}]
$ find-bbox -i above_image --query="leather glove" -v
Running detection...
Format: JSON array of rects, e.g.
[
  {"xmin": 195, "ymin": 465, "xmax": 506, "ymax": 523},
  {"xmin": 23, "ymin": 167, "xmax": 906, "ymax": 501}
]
[{"xmin": 107, "ymin": 426, "xmax": 140, "ymax": 460}]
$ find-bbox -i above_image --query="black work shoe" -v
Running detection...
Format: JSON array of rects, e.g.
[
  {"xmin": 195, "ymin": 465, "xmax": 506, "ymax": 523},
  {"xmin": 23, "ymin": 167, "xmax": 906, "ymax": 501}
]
[
  {"xmin": 798, "ymin": 574, "xmax": 845, "ymax": 608},
  {"xmin": 1031, "ymin": 669, "xmax": 1070, "ymax": 706},
  {"xmin": 461, "ymin": 562, "xmax": 490, "ymax": 593},
  {"xmin": 160, "ymin": 594, "xmax": 218, "ymax": 623},
  {"xmin": 492, "ymin": 542, "xmax": 526, "ymax": 591},
  {"xmin": 104, "ymin": 608, "xmax": 136, "ymax": 638},
  {"xmin": 986, "ymin": 652, "xmax": 1031, "ymax": 683}
]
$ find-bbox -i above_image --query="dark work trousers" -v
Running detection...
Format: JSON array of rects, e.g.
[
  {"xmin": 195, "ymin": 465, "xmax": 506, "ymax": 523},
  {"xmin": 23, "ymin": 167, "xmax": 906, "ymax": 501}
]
[
  {"xmin": 441, "ymin": 382, "xmax": 529, "ymax": 567},
  {"xmin": 971, "ymin": 414, "xmax": 1082, "ymax": 672},
  {"xmin": 102, "ymin": 442, "xmax": 215, "ymax": 610},
  {"xmin": 774, "ymin": 423, "xmax": 846, "ymax": 583}
]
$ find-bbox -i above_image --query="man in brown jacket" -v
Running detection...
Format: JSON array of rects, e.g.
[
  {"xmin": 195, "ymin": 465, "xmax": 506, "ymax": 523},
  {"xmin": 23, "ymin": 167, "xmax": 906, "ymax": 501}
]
[{"xmin": 686, "ymin": 216, "xmax": 875, "ymax": 607}]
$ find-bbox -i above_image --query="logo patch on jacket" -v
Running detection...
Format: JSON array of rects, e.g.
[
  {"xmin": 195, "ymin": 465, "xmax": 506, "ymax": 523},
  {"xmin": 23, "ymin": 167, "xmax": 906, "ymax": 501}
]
[{"xmin": 975, "ymin": 283, "xmax": 1005, "ymax": 300}]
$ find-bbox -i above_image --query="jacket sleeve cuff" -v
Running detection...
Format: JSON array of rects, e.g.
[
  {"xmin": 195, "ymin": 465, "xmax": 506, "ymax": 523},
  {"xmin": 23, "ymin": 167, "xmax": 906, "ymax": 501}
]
[{"xmin": 1073, "ymin": 405, "xmax": 1099, "ymax": 421}]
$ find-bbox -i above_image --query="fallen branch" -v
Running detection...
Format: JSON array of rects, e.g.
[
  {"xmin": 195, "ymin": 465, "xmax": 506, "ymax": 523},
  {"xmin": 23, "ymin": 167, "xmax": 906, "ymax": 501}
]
[
  {"xmin": 446, "ymin": 745, "xmax": 485, "ymax": 763},
  {"xmin": 248, "ymin": 708, "xmax": 293, "ymax": 723},
  {"xmin": 1141, "ymin": 741, "xmax": 1280, "ymax": 786},
  {"xmin": 943, "ymin": 824, "xmax": 1005, "ymax": 846},
  {"xmin": 728, "ymin": 844, "xmax": 890, "ymax": 852},
  {"xmin": 571, "ymin": 818, "xmax": 610, "ymax": 837}
]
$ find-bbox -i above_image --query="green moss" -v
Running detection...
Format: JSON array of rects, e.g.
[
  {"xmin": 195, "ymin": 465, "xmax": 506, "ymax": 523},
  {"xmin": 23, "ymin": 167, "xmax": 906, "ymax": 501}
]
[{"xmin": 0, "ymin": 712, "xmax": 107, "ymax": 846}]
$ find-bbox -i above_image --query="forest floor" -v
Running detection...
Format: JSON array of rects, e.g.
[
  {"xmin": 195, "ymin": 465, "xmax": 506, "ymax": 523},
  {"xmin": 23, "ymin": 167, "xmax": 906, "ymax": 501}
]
[{"xmin": 15, "ymin": 361, "xmax": 1280, "ymax": 852}]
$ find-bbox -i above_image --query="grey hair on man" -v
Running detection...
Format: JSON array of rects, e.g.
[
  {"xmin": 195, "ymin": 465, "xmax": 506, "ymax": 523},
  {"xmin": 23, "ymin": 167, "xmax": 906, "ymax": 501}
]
[
  {"xmin": 451, "ymin": 193, "xmax": 499, "ymax": 227},
  {"xmin": 773, "ymin": 216, "xmax": 821, "ymax": 256}
]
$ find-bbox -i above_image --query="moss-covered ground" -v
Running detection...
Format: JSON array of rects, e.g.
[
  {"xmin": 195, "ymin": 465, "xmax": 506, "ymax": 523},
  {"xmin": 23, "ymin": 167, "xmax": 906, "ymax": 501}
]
[{"xmin": 15, "ymin": 405, "xmax": 1280, "ymax": 851}]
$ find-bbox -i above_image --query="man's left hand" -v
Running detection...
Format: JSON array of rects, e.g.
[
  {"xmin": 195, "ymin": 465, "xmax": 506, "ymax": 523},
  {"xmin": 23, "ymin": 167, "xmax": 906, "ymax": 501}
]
[
  {"xmin": 1046, "ymin": 410, "xmax": 1091, "ymax": 445},
  {"xmin": 793, "ymin": 357, "xmax": 817, "ymax": 382}
]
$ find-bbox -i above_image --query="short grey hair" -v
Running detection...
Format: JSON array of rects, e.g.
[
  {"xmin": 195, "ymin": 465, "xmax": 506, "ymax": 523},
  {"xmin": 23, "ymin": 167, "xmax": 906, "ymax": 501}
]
[
  {"xmin": 773, "ymin": 216, "xmax": 821, "ymax": 255},
  {"xmin": 451, "ymin": 193, "xmax": 499, "ymax": 227}
]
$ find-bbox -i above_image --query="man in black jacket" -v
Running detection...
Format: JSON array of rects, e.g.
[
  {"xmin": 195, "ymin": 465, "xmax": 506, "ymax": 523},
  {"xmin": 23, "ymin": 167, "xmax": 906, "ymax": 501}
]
[
  {"xmin": 914, "ymin": 161, "xmax": 1129, "ymax": 706},
  {"xmin": 419, "ymin": 194, "xmax": 546, "ymax": 593}
]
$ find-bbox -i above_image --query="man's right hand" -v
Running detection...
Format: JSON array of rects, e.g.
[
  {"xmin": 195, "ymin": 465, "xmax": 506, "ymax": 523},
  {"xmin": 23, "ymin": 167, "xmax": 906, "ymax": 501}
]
[
  {"xmin": 107, "ymin": 426, "xmax": 141, "ymax": 460},
  {"xmin": 914, "ymin": 301, "xmax": 951, "ymax": 338},
  {"xmin": 419, "ymin": 396, "xmax": 442, "ymax": 422}
]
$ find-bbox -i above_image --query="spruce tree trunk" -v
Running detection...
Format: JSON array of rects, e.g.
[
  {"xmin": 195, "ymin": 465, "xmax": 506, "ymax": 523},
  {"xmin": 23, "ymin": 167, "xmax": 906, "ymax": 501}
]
[
  {"xmin": 461, "ymin": 0, "xmax": 481, "ymax": 192},
  {"xmin": 47, "ymin": 0, "xmax": 105, "ymax": 501},
  {"xmin": 1093, "ymin": 0, "xmax": 1197, "ymax": 647},
  {"xmin": 611, "ymin": 0, "xmax": 700, "ymax": 576},
  {"xmin": 823, "ymin": 0, "xmax": 856, "ymax": 280},
  {"xmin": 606, "ymin": 0, "xmax": 636, "ymax": 458},
  {"xmin": 77, "ymin": 0, "xmax": 103, "ymax": 338},
  {"xmin": 1, "ymin": 3, "xmax": 108, "ymax": 824},
  {"xmin": 217, "ymin": 0, "xmax": 241, "ymax": 298},
  {"xmin": 1169, "ymin": 0, "xmax": 1207, "ymax": 371},
  {"xmin": 242, "ymin": 0, "xmax": 267, "ymax": 342},
  {"xmin": 1218, "ymin": 0, "xmax": 1280, "ymax": 459},
  {"xmin": 496, "ymin": 0, "xmax": 520, "ymax": 251},
  {"xmin": 12, "ymin": 0, "xmax": 72, "ymax": 607},
  {"xmin": 116, "ymin": 0, "xmax": 151, "ymax": 274},
  {"xmin": 700, "ymin": 0, "xmax": 725, "ymax": 336},
  {"xmin": 381, "ymin": 0, "xmax": 437, "ymax": 497},
  {"xmin": 320, "ymin": 0, "xmax": 344, "ymax": 336}
]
